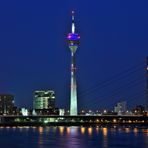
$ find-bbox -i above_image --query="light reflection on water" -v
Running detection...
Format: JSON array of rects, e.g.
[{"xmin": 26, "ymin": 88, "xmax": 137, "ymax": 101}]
[
  {"xmin": 96, "ymin": 127, "xmax": 99, "ymax": 134},
  {"xmin": 133, "ymin": 128, "xmax": 138, "ymax": 136},
  {"xmin": 80, "ymin": 127, "xmax": 85, "ymax": 135},
  {"xmin": 66, "ymin": 127, "xmax": 71, "ymax": 135},
  {"xmin": 125, "ymin": 127, "xmax": 130, "ymax": 133},
  {"xmin": 59, "ymin": 126, "xmax": 65, "ymax": 135},
  {"xmin": 88, "ymin": 127, "xmax": 93, "ymax": 136},
  {"xmin": 65, "ymin": 127, "xmax": 80, "ymax": 148},
  {"xmin": 0, "ymin": 126, "xmax": 148, "ymax": 148},
  {"xmin": 102, "ymin": 128, "xmax": 108, "ymax": 148},
  {"xmin": 38, "ymin": 126, "xmax": 43, "ymax": 134}
]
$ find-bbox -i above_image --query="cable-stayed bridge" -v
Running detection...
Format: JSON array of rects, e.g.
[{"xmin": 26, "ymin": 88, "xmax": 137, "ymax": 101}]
[{"xmin": 61, "ymin": 59, "xmax": 147, "ymax": 112}]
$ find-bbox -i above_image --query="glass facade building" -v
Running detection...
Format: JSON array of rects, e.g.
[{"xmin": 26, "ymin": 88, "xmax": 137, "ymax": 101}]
[{"xmin": 33, "ymin": 90, "xmax": 55, "ymax": 110}]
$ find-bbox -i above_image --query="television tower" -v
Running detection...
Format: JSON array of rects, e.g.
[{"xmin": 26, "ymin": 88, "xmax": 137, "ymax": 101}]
[{"xmin": 67, "ymin": 11, "xmax": 80, "ymax": 115}]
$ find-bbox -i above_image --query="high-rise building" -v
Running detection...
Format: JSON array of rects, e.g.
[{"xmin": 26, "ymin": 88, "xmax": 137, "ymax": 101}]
[
  {"xmin": 0, "ymin": 94, "xmax": 15, "ymax": 115},
  {"xmin": 67, "ymin": 11, "xmax": 80, "ymax": 116},
  {"xmin": 33, "ymin": 90, "xmax": 55, "ymax": 110},
  {"xmin": 114, "ymin": 101, "xmax": 127, "ymax": 115}
]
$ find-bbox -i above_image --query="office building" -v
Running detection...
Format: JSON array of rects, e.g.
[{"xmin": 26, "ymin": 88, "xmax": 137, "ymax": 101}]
[
  {"xmin": 0, "ymin": 94, "xmax": 15, "ymax": 115},
  {"xmin": 114, "ymin": 101, "xmax": 127, "ymax": 115},
  {"xmin": 33, "ymin": 90, "xmax": 55, "ymax": 110}
]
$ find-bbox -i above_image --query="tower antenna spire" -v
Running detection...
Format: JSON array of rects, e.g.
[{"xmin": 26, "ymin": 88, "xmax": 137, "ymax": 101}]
[{"xmin": 71, "ymin": 11, "xmax": 75, "ymax": 33}]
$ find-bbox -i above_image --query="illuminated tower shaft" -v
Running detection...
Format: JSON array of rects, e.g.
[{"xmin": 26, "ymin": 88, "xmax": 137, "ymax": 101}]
[
  {"xmin": 70, "ymin": 48, "xmax": 77, "ymax": 115},
  {"xmin": 67, "ymin": 11, "xmax": 80, "ymax": 115}
]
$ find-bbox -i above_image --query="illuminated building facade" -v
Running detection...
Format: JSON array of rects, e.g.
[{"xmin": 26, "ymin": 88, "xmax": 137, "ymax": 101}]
[
  {"xmin": 67, "ymin": 11, "xmax": 80, "ymax": 115},
  {"xmin": 114, "ymin": 101, "xmax": 127, "ymax": 115},
  {"xmin": 33, "ymin": 90, "xmax": 55, "ymax": 110},
  {"xmin": 0, "ymin": 94, "xmax": 15, "ymax": 115}
]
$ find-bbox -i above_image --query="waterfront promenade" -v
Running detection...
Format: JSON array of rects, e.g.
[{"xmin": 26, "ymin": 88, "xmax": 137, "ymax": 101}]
[{"xmin": 0, "ymin": 115, "xmax": 148, "ymax": 126}]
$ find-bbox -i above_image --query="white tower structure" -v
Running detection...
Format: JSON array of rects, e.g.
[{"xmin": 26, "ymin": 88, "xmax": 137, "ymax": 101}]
[{"xmin": 67, "ymin": 11, "xmax": 80, "ymax": 115}]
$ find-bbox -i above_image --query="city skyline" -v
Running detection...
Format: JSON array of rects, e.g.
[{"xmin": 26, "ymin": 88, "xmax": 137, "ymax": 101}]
[{"xmin": 0, "ymin": 0, "xmax": 147, "ymax": 110}]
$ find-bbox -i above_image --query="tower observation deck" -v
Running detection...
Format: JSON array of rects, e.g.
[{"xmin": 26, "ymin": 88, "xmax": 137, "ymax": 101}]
[{"xmin": 67, "ymin": 11, "xmax": 80, "ymax": 115}]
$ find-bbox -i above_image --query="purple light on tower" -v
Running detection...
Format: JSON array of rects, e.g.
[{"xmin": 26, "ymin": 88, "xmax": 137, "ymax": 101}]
[{"xmin": 67, "ymin": 11, "xmax": 80, "ymax": 115}]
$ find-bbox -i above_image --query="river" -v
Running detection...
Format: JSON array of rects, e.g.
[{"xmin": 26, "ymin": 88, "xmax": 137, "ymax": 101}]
[{"xmin": 0, "ymin": 126, "xmax": 148, "ymax": 148}]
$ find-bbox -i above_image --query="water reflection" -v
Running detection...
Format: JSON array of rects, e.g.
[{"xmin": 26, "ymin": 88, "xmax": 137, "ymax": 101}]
[
  {"xmin": 69, "ymin": 127, "xmax": 78, "ymax": 136},
  {"xmin": 66, "ymin": 127, "xmax": 71, "ymax": 135},
  {"xmin": 145, "ymin": 129, "xmax": 148, "ymax": 136},
  {"xmin": 102, "ymin": 127, "xmax": 108, "ymax": 137},
  {"xmin": 38, "ymin": 127, "xmax": 43, "ymax": 134},
  {"xmin": 32, "ymin": 126, "xmax": 36, "ymax": 132},
  {"xmin": 1, "ymin": 126, "xmax": 148, "ymax": 148},
  {"xmin": 38, "ymin": 127, "xmax": 44, "ymax": 148},
  {"xmin": 125, "ymin": 127, "xmax": 130, "ymax": 133},
  {"xmin": 110, "ymin": 127, "xmax": 116, "ymax": 132},
  {"xmin": 95, "ymin": 127, "xmax": 99, "ymax": 134},
  {"xmin": 52, "ymin": 126, "xmax": 57, "ymax": 133},
  {"xmin": 18, "ymin": 126, "xmax": 23, "ymax": 132},
  {"xmin": 88, "ymin": 127, "xmax": 93, "ymax": 136},
  {"xmin": 66, "ymin": 127, "xmax": 80, "ymax": 148},
  {"xmin": 133, "ymin": 128, "xmax": 138, "ymax": 136},
  {"xmin": 80, "ymin": 127, "xmax": 85, "ymax": 135},
  {"xmin": 142, "ymin": 128, "xmax": 148, "ymax": 147},
  {"xmin": 12, "ymin": 126, "xmax": 16, "ymax": 131},
  {"xmin": 59, "ymin": 126, "xmax": 65, "ymax": 135},
  {"xmin": 102, "ymin": 128, "xmax": 108, "ymax": 148},
  {"xmin": 45, "ymin": 126, "xmax": 50, "ymax": 133},
  {"xmin": 38, "ymin": 134, "xmax": 43, "ymax": 148},
  {"xmin": 6, "ymin": 126, "xmax": 10, "ymax": 131}
]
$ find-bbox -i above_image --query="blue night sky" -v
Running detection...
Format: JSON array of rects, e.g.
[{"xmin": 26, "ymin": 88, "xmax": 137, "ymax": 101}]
[{"xmin": 0, "ymin": 0, "xmax": 148, "ymax": 110}]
